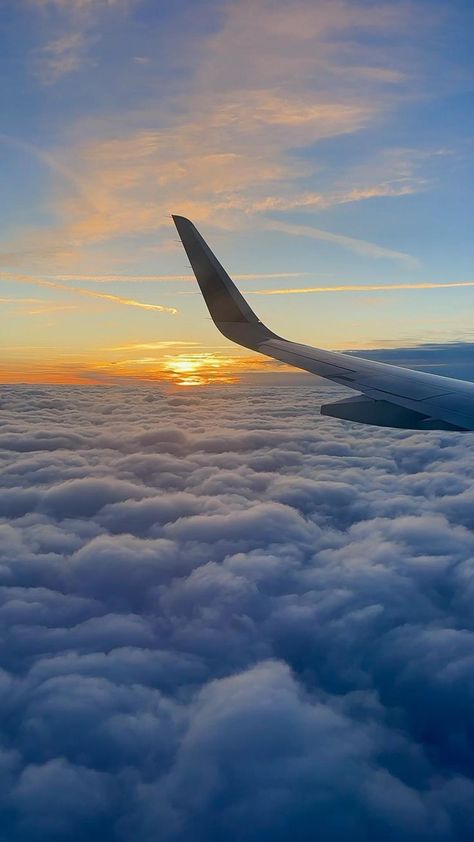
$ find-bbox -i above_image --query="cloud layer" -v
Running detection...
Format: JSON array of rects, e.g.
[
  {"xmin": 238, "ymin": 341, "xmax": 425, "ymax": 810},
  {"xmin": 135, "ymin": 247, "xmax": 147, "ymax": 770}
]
[{"xmin": 2, "ymin": 382, "xmax": 474, "ymax": 839}]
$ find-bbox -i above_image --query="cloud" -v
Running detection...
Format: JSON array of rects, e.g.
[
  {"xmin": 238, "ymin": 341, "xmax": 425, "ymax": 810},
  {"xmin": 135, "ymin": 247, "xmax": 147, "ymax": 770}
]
[
  {"xmin": 250, "ymin": 181, "xmax": 423, "ymax": 213},
  {"xmin": 29, "ymin": 0, "xmax": 136, "ymax": 84},
  {"xmin": 0, "ymin": 297, "xmax": 53, "ymax": 306},
  {"xmin": 6, "ymin": 274, "xmax": 177, "ymax": 314},
  {"xmin": 3, "ymin": 0, "xmax": 439, "ymax": 273},
  {"xmin": 0, "ymin": 271, "xmax": 308, "ymax": 284},
  {"xmin": 246, "ymin": 280, "xmax": 474, "ymax": 296},
  {"xmin": 11, "ymin": 758, "xmax": 109, "ymax": 836},
  {"xmin": 109, "ymin": 341, "xmax": 200, "ymax": 351},
  {"xmin": 2, "ymin": 381, "xmax": 474, "ymax": 838},
  {"xmin": 45, "ymin": 95, "xmax": 405, "ymax": 257},
  {"xmin": 0, "ymin": 297, "xmax": 78, "ymax": 316},
  {"xmin": 36, "ymin": 31, "xmax": 92, "ymax": 83},
  {"xmin": 348, "ymin": 342, "xmax": 474, "ymax": 382},
  {"xmin": 264, "ymin": 220, "xmax": 419, "ymax": 266},
  {"xmin": 68, "ymin": 288, "xmax": 177, "ymax": 313}
]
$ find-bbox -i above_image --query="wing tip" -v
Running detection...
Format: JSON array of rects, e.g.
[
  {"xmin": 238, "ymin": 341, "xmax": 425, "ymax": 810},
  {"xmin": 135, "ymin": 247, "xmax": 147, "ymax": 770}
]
[
  {"xmin": 171, "ymin": 213, "xmax": 267, "ymax": 332},
  {"xmin": 172, "ymin": 214, "xmax": 192, "ymax": 227}
]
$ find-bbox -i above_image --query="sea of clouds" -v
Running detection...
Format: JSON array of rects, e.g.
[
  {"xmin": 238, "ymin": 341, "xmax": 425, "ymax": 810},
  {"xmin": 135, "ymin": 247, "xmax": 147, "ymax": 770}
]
[{"xmin": 1, "ymin": 381, "xmax": 474, "ymax": 840}]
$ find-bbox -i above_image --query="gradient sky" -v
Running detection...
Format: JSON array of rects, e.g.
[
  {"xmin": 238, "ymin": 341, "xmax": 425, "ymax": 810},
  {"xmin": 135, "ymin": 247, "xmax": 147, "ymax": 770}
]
[{"xmin": 1, "ymin": 0, "xmax": 474, "ymax": 384}]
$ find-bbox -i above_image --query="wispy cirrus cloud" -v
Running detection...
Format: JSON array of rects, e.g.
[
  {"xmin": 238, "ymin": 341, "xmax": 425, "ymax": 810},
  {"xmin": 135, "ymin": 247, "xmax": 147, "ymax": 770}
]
[
  {"xmin": 36, "ymin": 31, "xmax": 93, "ymax": 83},
  {"xmin": 263, "ymin": 220, "xmax": 419, "ymax": 266},
  {"xmin": 110, "ymin": 341, "xmax": 200, "ymax": 351},
  {"xmin": 30, "ymin": 0, "xmax": 135, "ymax": 82},
  {"xmin": 5, "ymin": 0, "xmax": 437, "ymax": 274},
  {"xmin": 251, "ymin": 182, "xmax": 423, "ymax": 213},
  {"xmin": 0, "ymin": 270, "xmax": 309, "ymax": 284},
  {"xmin": 246, "ymin": 280, "xmax": 474, "ymax": 295},
  {"xmin": 65, "ymin": 287, "xmax": 177, "ymax": 313},
  {"xmin": 0, "ymin": 295, "xmax": 78, "ymax": 315},
  {"xmin": 6, "ymin": 274, "xmax": 177, "ymax": 314}
]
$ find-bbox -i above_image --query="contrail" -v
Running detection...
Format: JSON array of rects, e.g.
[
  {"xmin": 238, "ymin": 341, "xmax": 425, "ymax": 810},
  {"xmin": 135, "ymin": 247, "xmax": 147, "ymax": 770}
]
[
  {"xmin": 245, "ymin": 281, "xmax": 474, "ymax": 295},
  {"xmin": 5, "ymin": 275, "xmax": 177, "ymax": 314}
]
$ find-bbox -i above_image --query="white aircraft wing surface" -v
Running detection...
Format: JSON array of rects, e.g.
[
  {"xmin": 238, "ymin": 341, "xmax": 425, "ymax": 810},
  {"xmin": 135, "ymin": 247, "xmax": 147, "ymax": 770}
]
[{"xmin": 173, "ymin": 215, "xmax": 474, "ymax": 431}]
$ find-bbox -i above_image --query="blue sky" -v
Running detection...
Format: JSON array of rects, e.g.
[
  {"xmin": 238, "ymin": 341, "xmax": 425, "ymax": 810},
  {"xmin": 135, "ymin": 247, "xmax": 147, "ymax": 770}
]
[{"xmin": 1, "ymin": 0, "xmax": 474, "ymax": 383}]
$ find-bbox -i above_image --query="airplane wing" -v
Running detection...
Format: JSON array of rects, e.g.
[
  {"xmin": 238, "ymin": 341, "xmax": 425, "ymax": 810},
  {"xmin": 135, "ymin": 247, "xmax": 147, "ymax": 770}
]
[{"xmin": 173, "ymin": 215, "xmax": 474, "ymax": 431}]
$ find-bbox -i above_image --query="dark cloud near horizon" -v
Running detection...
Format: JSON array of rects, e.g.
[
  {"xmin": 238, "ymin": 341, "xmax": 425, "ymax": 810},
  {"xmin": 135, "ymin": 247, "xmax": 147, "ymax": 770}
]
[
  {"xmin": 2, "ymin": 382, "xmax": 474, "ymax": 840},
  {"xmin": 348, "ymin": 341, "xmax": 474, "ymax": 382}
]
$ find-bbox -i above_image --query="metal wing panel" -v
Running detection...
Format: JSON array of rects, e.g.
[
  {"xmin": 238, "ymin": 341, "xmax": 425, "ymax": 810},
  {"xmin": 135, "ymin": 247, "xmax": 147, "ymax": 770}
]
[
  {"xmin": 261, "ymin": 338, "xmax": 474, "ymax": 428},
  {"xmin": 258, "ymin": 340, "xmax": 358, "ymax": 380},
  {"xmin": 261, "ymin": 339, "xmax": 454, "ymax": 400}
]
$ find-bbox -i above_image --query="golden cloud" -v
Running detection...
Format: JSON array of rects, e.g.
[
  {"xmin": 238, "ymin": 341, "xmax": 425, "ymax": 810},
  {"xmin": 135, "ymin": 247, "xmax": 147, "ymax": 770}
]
[{"xmin": 2, "ymin": 0, "xmax": 430, "ymax": 274}]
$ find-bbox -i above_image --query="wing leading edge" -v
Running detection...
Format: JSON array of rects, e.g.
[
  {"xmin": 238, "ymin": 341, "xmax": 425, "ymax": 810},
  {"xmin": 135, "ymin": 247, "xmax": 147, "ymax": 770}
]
[{"xmin": 172, "ymin": 215, "xmax": 474, "ymax": 432}]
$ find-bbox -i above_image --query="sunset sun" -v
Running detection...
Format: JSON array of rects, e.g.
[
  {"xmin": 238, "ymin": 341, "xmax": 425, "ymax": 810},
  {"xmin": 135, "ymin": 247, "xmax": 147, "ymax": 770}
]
[{"xmin": 163, "ymin": 353, "xmax": 238, "ymax": 386}]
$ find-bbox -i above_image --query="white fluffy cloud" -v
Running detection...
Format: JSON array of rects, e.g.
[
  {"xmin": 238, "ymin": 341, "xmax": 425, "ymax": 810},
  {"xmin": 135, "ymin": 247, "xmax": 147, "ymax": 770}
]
[{"xmin": 2, "ymin": 382, "xmax": 474, "ymax": 839}]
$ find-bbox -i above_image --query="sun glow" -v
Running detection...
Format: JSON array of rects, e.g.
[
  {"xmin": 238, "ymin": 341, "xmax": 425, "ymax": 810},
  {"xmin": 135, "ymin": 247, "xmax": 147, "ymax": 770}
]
[
  {"xmin": 163, "ymin": 353, "xmax": 239, "ymax": 386},
  {"xmin": 0, "ymin": 346, "xmax": 289, "ymax": 386}
]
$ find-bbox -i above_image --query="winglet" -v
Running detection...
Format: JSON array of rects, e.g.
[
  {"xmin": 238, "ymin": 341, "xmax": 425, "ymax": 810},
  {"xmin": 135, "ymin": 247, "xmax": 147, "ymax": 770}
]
[
  {"xmin": 172, "ymin": 215, "xmax": 262, "ymax": 325},
  {"xmin": 172, "ymin": 215, "xmax": 279, "ymax": 350}
]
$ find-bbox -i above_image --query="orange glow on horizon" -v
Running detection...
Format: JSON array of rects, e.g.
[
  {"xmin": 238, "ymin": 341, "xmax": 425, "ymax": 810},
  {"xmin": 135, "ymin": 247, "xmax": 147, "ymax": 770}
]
[{"xmin": 0, "ymin": 351, "xmax": 289, "ymax": 386}]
